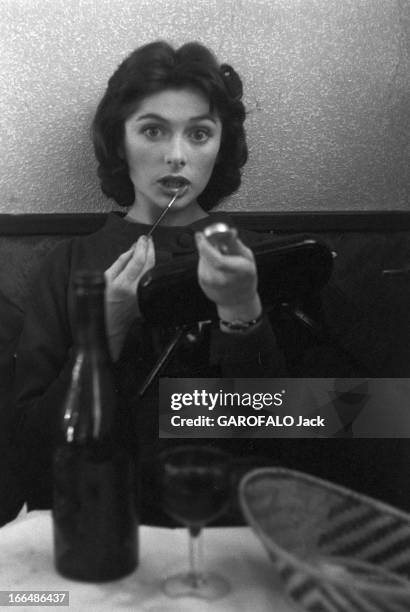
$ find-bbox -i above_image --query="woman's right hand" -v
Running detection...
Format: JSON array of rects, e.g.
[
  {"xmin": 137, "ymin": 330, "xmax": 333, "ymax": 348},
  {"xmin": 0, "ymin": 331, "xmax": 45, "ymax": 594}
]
[{"xmin": 104, "ymin": 235, "xmax": 155, "ymax": 361}]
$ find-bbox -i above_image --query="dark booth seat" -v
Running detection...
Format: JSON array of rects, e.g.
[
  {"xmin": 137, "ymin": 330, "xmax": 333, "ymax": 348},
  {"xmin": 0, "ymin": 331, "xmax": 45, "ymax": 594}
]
[{"xmin": 0, "ymin": 211, "xmax": 409, "ymax": 525}]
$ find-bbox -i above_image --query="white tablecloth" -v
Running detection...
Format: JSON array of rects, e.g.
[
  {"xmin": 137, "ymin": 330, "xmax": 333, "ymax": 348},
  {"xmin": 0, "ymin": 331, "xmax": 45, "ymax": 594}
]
[{"xmin": 0, "ymin": 511, "xmax": 298, "ymax": 611}]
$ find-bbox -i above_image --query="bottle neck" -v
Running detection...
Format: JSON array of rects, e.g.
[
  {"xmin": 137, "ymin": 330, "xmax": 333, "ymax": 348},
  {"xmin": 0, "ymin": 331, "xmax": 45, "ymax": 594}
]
[{"xmin": 74, "ymin": 289, "xmax": 108, "ymax": 352}]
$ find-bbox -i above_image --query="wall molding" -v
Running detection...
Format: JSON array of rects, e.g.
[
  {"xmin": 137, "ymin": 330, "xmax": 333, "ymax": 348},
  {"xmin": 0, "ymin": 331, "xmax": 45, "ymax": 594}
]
[{"xmin": 1, "ymin": 211, "xmax": 410, "ymax": 235}]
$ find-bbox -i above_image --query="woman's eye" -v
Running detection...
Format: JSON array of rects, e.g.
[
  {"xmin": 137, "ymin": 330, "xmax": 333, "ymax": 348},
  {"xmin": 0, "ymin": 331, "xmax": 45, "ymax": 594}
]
[
  {"xmin": 190, "ymin": 128, "xmax": 210, "ymax": 143},
  {"xmin": 142, "ymin": 126, "xmax": 163, "ymax": 139}
]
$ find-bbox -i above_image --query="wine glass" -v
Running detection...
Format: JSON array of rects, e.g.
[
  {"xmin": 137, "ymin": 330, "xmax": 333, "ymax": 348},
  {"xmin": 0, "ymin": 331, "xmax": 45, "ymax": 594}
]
[{"xmin": 159, "ymin": 445, "xmax": 231, "ymax": 600}]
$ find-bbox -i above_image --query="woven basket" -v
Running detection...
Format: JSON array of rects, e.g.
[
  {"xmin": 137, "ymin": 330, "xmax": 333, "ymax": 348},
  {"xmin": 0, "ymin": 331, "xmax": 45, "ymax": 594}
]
[{"xmin": 239, "ymin": 468, "xmax": 410, "ymax": 611}]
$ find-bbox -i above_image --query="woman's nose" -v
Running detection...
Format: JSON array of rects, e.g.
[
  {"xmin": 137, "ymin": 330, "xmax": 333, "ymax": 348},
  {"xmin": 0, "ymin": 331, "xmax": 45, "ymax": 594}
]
[{"xmin": 165, "ymin": 137, "xmax": 187, "ymax": 169}]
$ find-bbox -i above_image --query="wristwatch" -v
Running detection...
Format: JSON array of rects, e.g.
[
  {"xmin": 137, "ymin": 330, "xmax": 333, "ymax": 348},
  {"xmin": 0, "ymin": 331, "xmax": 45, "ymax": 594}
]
[{"xmin": 219, "ymin": 312, "xmax": 264, "ymax": 332}]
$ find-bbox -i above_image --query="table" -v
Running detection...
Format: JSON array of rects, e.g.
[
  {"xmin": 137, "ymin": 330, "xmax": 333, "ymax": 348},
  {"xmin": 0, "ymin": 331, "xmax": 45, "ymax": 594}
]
[{"xmin": 0, "ymin": 511, "xmax": 299, "ymax": 611}]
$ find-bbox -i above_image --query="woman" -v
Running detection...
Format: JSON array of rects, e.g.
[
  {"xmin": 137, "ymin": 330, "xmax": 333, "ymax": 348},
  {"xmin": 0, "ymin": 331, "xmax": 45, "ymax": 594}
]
[
  {"xmin": 93, "ymin": 41, "xmax": 276, "ymax": 367},
  {"xmin": 14, "ymin": 41, "xmax": 289, "ymax": 521}
]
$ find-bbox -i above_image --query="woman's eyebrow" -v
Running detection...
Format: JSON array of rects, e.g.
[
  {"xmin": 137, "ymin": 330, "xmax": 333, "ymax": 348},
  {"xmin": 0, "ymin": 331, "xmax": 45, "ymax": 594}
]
[
  {"xmin": 135, "ymin": 113, "xmax": 217, "ymax": 124},
  {"xmin": 188, "ymin": 114, "xmax": 217, "ymax": 124}
]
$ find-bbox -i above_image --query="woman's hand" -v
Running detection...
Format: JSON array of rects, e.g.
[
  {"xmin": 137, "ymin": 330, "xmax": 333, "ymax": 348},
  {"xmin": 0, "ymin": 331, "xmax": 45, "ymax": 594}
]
[
  {"xmin": 195, "ymin": 231, "xmax": 262, "ymax": 324},
  {"xmin": 104, "ymin": 235, "xmax": 155, "ymax": 360}
]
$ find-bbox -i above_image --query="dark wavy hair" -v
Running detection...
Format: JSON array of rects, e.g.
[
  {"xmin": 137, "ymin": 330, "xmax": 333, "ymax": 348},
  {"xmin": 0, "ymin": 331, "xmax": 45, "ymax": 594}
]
[{"xmin": 91, "ymin": 41, "xmax": 248, "ymax": 210}]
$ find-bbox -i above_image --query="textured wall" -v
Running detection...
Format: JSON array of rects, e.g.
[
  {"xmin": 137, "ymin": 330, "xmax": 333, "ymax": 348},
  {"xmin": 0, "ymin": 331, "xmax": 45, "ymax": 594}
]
[{"xmin": 1, "ymin": 0, "xmax": 409, "ymax": 213}]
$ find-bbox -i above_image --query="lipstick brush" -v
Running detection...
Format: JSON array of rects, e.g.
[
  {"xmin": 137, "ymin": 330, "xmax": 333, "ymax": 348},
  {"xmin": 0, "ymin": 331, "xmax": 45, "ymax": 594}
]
[{"xmin": 146, "ymin": 186, "xmax": 188, "ymax": 238}]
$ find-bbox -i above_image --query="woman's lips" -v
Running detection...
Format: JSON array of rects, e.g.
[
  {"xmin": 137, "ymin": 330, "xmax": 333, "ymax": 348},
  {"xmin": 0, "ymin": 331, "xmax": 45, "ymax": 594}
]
[
  {"xmin": 158, "ymin": 176, "xmax": 190, "ymax": 189},
  {"xmin": 158, "ymin": 178, "xmax": 190, "ymax": 195}
]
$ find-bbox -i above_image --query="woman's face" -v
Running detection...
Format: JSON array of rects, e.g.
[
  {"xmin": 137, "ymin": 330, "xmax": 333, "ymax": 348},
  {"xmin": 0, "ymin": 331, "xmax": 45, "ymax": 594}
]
[{"xmin": 123, "ymin": 88, "xmax": 222, "ymax": 225}]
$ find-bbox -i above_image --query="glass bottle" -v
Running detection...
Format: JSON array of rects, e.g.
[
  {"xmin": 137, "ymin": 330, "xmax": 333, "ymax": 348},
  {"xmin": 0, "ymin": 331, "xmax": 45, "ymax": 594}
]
[{"xmin": 52, "ymin": 270, "xmax": 138, "ymax": 582}]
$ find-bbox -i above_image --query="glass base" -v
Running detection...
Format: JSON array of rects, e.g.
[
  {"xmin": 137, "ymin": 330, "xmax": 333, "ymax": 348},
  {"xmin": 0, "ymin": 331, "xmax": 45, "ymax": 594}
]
[{"xmin": 162, "ymin": 571, "xmax": 230, "ymax": 600}]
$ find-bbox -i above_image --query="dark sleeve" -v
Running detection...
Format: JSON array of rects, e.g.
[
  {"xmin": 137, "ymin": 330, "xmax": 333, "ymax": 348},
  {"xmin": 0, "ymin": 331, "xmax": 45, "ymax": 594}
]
[
  {"xmin": 13, "ymin": 241, "xmax": 74, "ymax": 509},
  {"xmin": 209, "ymin": 313, "xmax": 287, "ymax": 377}
]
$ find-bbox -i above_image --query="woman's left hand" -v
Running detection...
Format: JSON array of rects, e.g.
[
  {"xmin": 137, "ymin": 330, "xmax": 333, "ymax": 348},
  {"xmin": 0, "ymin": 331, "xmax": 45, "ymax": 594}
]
[{"xmin": 195, "ymin": 231, "xmax": 262, "ymax": 323}]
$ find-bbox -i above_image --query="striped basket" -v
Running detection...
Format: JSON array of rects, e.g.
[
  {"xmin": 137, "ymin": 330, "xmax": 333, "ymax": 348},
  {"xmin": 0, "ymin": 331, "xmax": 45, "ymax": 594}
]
[{"xmin": 239, "ymin": 468, "xmax": 410, "ymax": 611}]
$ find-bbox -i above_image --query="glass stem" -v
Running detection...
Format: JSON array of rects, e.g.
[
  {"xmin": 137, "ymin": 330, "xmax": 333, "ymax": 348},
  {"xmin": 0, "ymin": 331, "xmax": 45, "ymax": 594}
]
[{"xmin": 188, "ymin": 527, "xmax": 204, "ymax": 587}]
